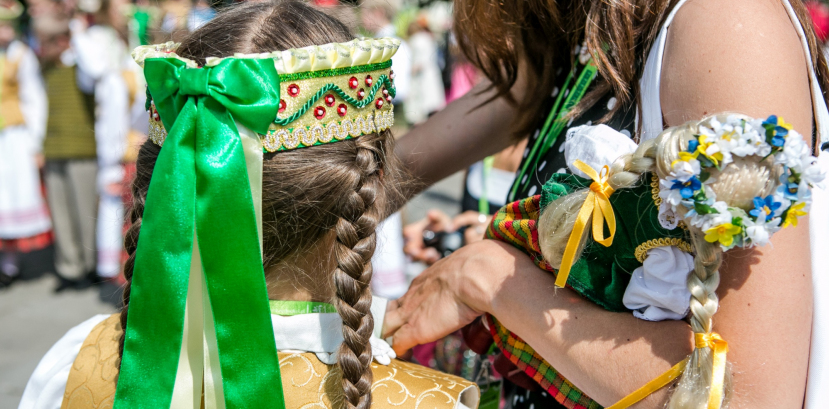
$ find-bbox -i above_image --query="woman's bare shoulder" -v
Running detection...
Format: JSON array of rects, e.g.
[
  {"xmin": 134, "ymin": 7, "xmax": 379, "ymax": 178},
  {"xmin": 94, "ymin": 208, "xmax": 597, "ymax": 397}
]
[{"xmin": 661, "ymin": 0, "xmax": 813, "ymax": 134}]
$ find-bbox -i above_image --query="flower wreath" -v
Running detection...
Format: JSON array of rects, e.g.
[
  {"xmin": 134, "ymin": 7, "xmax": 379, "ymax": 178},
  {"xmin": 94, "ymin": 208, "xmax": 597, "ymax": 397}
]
[{"xmin": 658, "ymin": 115, "xmax": 825, "ymax": 250}]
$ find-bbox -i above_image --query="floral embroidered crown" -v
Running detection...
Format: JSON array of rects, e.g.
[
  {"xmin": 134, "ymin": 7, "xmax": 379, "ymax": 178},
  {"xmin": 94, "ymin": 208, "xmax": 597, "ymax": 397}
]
[
  {"xmin": 658, "ymin": 114, "xmax": 824, "ymax": 250},
  {"xmin": 136, "ymin": 38, "xmax": 399, "ymax": 153}
]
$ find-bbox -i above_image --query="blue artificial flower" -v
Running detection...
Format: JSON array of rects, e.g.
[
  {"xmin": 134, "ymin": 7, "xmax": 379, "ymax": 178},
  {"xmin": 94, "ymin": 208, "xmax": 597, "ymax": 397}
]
[
  {"xmin": 775, "ymin": 172, "xmax": 799, "ymax": 201},
  {"xmin": 749, "ymin": 195, "xmax": 782, "ymax": 221},
  {"xmin": 687, "ymin": 139, "xmax": 700, "ymax": 154},
  {"xmin": 671, "ymin": 176, "xmax": 702, "ymax": 199},
  {"xmin": 763, "ymin": 115, "xmax": 791, "ymax": 147}
]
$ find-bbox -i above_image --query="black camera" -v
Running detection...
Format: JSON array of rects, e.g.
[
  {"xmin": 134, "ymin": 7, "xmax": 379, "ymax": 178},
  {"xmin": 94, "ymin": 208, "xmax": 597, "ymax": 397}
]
[{"xmin": 422, "ymin": 226, "xmax": 467, "ymax": 259}]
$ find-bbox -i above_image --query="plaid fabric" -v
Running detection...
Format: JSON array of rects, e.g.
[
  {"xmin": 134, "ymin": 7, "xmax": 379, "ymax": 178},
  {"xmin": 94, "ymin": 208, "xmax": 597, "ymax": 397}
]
[
  {"xmin": 487, "ymin": 314, "xmax": 602, "ymax": 409},
  {"xmin": 485, "ymin": 195, "xmax": 553, "ymax": 271},
  {"xmin": 484, "ymin": 196, "xmax": 601, "ymax": 408}
]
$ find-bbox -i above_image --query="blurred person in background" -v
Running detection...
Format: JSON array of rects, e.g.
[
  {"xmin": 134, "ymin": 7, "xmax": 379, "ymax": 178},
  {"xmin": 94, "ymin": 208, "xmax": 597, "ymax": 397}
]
[
  {"xmin": 360, "ymin": 0, "xmax": 409, "ymax": 108},
  {"xmin": 161, "ymin": 0, "xmax": 215, "ymax": 41},
  {"xmin": 0, "ymin": 0, "xmax": 49, "ymax": 288},
  {"xmin": 36, "ymin": 10, "xmax": 128, "ymax": 292},
  {"xmin": 359, "ymin": 0, "xmax": 411, "ymax": 300},
  {"xmin": 187, "ymin": 0, "xmax": 215, "ymax": 31},
  {"xmin": 125, "ymin": 0, "xmax": 161, "ymax": 48},
  {"xmin": 404, "ymin": 16, "xmax": 444, "ymax": 124},
  {"xmin": 73, "ymin": 0, "xmax": 130, "ymax": 291}
]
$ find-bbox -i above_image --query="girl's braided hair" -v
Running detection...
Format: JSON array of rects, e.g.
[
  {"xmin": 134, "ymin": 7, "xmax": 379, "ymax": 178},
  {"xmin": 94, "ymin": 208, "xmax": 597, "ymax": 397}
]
[{"xmin": 119, "ymin": 2, "xmax": 404, "ymax": 408}]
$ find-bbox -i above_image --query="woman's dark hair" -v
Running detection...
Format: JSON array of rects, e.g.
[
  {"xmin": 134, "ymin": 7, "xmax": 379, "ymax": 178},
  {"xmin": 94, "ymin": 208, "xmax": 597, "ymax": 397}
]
[
  {"xmin": 454, "ymin": 0, "xmax": 829, "ymax": 140},
  {"xmin": 120, "ymin": 3, "xmax": 403, "ymax": 408}
]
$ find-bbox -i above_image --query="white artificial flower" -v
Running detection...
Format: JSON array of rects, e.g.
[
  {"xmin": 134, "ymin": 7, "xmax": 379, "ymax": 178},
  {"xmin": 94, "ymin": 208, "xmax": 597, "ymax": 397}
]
[
  {"xmin": 744, "ymin": 217, "xmax": 779, "ymax": 247},
  {"xmin": 729, "ymin": 125, "xmax": 762, "ymax": 157},
  {"xmin": 769, "ymin": 192, "xmax": 792, "ymax": 217},
  {"xmin": 777, "ymin": 132, "xmax": 810, "ymax": 171},
  {"xmin": 801, "ymin": 160, "xmax": 826, "ymax": 186},
  {"xmin": 690, "ymin": 201, "xmax": 732, "ymax": 231},
  {"xmin": 659, "ymin": 179, "xmax": 683, "ymax": 208},
  {"xmin": 797, "ymin": 180, "xmax": 813, "ymax": 205},
  {"xmin": 670, "ymin": 158, "xmax": 701, "ymax": 183},
  {"xmin": 657, "ymin": 201, "xmax": 681, "ymax": 230}
]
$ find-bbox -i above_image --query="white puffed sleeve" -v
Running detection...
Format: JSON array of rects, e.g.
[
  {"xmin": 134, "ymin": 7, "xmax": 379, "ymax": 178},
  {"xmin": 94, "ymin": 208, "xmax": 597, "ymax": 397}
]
[
  {"xmin": 623, "ymin": 246, "xmax": 693, "ymax": 321},
  {"xmin": 18, "ymin": 315, "xmax": 110, "ymax": 409},
  {"xmin": 564, "ymin": 124, "xmax": 637, "ymax": 177}
]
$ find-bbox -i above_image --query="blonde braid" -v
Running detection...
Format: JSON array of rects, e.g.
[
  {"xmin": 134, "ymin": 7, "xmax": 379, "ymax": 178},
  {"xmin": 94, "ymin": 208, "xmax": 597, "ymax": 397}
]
[{"xmin": 666, "ymin": 232, "xmax": 732, "ymax": 409}]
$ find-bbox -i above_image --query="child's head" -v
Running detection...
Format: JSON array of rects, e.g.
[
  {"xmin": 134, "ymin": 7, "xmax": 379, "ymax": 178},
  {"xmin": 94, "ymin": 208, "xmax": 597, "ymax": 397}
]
[
  {"xmin": 122, "ymin": 2, "xmax": 402, "ymax": 408},
  {"xmin": 538, "ymin": 113, "xmax": 820, "ymax": 408}
]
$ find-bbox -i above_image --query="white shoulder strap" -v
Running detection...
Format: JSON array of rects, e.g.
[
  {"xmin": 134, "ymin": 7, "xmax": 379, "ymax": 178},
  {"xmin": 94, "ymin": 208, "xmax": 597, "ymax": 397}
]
[
  {"xmin": 638, "ymin": 0, "xmax": 689, "ymax": 142},
  {"xmin": 639, "ymin": 0, "xmax": 829, "ymax": 148},
  {"xmin": 781, "ymin": 0, "xmax": 829, "ymax": 148}
]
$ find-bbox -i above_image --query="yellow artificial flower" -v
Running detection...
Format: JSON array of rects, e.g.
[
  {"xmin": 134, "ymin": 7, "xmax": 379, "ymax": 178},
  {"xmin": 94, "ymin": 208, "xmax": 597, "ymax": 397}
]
[
  {"xmin": 778, "ymin": 117, "xmax": 793, "ymax": 131},
  {"xmin": 697, "ymin": 135, "xmax": 723, "ymax": 166},
  {"xmin": 782, "ymin": 202, "xmax": 807, "ymax": 228},
  {"xmin": 704, "ymin": 223, "xmax": 742, "ymax": 247},
  {"xmin": 675, "ymin": 151, "xmax": 699, "ymax": 165},
  {"xmin": 720, "ymin": 129, "xmax": 736, "ymax": 141}
]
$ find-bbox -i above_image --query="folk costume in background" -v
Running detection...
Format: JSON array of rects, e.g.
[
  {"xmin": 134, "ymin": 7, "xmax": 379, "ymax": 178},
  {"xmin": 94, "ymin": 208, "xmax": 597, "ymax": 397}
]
[
  {"xmin": 0, "ymin": 34, "xmax": 49, "ymax": 279},
  {"xmin": 71, "ymin": 22, "xmax": 130, "ymax": 281},
  {"xmin": 20, "ymin": 38, "xmax": 478, "ymax": 409},
  {"xmin": 42, "ymin": 24, "xmax": 128, "ymax": 283}
]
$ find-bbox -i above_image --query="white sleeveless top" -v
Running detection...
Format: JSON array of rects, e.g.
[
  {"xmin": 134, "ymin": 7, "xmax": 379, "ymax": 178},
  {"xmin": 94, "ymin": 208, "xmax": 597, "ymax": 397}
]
[{"xmin": 638, "ymin": 1, "xmax": 829, "ymax": 406}]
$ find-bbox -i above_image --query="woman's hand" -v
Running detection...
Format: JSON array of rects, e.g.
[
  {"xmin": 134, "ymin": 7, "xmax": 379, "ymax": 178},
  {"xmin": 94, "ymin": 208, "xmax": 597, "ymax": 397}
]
[{"xmin": 383, "ymin": 239, "xmax": 522, "ymax": 355}]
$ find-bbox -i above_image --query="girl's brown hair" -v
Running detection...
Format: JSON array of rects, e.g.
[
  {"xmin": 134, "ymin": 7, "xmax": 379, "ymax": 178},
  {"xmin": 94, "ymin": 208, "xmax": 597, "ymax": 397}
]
[
  {"xmin": 454, "ymin": 0, "xmax": 829, "ymax": 139},
  {"xmin": 119, "ymin": 3, "xmax": 403, "ymax": 408}
]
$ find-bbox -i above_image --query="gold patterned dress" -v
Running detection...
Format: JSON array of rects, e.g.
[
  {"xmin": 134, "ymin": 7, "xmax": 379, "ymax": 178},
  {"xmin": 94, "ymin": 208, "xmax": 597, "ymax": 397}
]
[{"xmin": 22, "ymin": 313, "xmax": 479, "ymax": 409}]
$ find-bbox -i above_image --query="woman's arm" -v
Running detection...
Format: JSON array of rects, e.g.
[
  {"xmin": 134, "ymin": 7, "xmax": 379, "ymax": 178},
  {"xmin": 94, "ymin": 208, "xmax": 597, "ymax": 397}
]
[
  {"xmin": 384, "ymin": 240, "xmax": 694, "ymax": 407},
  {"xmin": 661, "ymin": 0, "xmax": 814, "ymax": 406},
  {"xmin": 395, "ymin": 79, "xmax": 521, "ymax": 201},
  {"xmin": 388, "ymin": 1, "xmax": 815, "ymax": 407}
]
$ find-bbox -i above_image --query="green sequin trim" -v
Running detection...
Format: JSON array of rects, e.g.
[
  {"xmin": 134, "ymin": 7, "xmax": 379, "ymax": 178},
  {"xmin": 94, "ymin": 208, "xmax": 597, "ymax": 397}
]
[
  {"xmin": 277, "ymin": 60, "xmax": 392, "ymax": 82},
  {"xmin": 274, "ymin": 74, "xmax": 395, "ymax": 126}
]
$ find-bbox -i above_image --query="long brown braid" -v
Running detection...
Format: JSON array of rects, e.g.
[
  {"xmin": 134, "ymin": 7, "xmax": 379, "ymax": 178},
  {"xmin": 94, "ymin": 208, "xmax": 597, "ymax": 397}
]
[{"xmin": 118, "ymin": 3, "xmax": 405, "ymax": 407}]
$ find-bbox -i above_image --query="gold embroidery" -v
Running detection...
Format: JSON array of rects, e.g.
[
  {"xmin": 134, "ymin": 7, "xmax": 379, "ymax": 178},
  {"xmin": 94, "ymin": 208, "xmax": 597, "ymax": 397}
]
[
  {"xmin": 62, "ymin": 314, "xmax": 478, "ymax": 409},
  {"xmin": 634, "ymin": 238, "xmax": 694, "ymax": 263},
  {"xmin": 650, "ymin": 173, "xmax": 662, "ymax": 207}
]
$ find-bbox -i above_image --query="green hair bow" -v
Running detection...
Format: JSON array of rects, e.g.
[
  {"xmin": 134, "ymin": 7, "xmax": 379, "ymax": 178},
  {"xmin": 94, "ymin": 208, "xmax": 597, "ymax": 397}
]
[{"xmin": 115, "ymin": 56, "xmax": 286, "ymax": 409}]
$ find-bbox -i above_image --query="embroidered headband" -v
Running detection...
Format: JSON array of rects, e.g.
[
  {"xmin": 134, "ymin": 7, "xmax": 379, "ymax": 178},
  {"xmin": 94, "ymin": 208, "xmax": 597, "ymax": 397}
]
[
  {"xmin": 117, "ymin": 40, "xmax": 398, "ymax": 409},
  {"xmin": 138, "ymin": 38, "xmax": 399, "ymax": 152},
  {"xmin": 658, "ymin": 114, "xmax": 824, "ymax": 250}
]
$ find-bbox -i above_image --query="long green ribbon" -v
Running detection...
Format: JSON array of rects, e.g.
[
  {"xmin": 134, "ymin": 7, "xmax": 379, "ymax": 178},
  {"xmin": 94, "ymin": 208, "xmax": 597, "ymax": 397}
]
[{"xmin": 114, "ymin": 57, "xmax": 285, "ymax": 409}]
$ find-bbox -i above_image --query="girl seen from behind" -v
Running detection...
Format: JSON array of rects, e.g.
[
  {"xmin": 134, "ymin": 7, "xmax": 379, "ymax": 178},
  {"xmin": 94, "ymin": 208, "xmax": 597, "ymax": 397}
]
[{"xmin": 19, "ymin": 2, "xmax": 479, "ymax": 409}]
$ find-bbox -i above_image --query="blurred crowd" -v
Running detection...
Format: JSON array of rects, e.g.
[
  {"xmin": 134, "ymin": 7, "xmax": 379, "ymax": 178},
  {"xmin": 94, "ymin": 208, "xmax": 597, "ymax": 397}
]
[{"xmin": 0, "ymin": 0, "xmax": 487, "ymax": 304}]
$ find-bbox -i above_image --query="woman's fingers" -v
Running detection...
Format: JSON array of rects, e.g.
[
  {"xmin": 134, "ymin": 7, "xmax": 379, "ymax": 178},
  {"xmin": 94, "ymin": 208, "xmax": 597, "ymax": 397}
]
[{"xmin": 382, "ymin": 298, "xmax": 405, "ymax": 338}]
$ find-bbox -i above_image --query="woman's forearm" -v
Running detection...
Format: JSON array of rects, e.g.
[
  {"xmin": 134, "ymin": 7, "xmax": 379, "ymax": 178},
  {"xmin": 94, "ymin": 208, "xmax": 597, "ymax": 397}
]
[
  {"xmin": 466, "ymin": 241, "xmax": 694, "ymax": 407},
  {"xmin": 395, "ymin": 81, "xmax": 519, "ymax": 201}
]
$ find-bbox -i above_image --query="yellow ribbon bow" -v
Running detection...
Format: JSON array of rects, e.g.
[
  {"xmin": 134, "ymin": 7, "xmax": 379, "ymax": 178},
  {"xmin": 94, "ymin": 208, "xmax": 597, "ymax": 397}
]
[
  {"xmin": 555, "ymin": 160, "xmax": 617, "ymax": 288},
  {"xmin": 696, "ymin": 332, "xmax": 729, "ymax": 409},
  {"xmin": 606, "ymin": 332, "xmax": 728, "ymax": 409}
]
